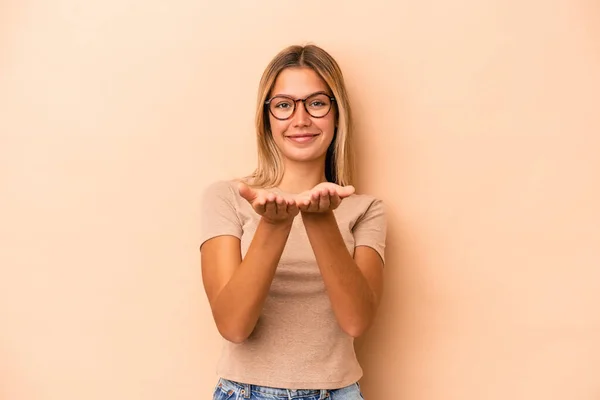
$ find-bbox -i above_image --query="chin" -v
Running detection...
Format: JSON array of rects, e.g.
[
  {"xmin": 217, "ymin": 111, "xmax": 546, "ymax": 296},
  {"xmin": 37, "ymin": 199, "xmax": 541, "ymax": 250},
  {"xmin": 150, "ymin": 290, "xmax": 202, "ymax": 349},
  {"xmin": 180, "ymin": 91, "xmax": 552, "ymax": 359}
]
[{"xmin": 282, "ymin": 150, "xmax": 327, "ymax": 163}]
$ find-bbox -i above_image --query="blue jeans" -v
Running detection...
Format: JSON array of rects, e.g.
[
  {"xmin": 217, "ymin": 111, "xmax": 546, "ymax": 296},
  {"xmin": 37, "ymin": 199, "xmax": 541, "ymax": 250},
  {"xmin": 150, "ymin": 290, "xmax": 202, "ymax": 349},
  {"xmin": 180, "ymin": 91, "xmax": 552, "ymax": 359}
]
[{"xmin": 213, "ymin": 378, "xmax": 365, "ymax": 400}]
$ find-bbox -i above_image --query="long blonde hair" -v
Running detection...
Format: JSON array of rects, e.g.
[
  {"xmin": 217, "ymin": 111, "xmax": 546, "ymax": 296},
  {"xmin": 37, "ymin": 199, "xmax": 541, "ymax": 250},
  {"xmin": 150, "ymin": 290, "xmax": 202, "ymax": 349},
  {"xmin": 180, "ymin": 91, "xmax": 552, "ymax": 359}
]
[{"xmin": 246, "ymin": 44, "xmax": 355, "ymax": 188}]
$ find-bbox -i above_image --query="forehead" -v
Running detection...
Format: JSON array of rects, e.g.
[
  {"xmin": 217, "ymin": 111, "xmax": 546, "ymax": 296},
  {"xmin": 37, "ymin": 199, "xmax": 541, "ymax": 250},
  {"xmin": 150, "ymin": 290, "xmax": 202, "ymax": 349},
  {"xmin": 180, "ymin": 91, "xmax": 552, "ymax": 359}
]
[{"xmin": 271, "ymin": 67, "xmax": 330, "ymax": 97}]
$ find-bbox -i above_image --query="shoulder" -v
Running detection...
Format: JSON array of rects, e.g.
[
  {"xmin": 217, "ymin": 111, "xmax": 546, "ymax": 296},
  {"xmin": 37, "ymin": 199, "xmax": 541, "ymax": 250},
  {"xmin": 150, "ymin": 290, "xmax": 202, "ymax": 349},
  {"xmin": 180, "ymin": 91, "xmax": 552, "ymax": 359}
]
[
  {"xmin": 200, "ymin": 180, "xmax": 247, "ymax": 215},
  {"xmin": 201, "ymin": 179, "xmax": 242, "ymax": 200},
  {"xmin": 199, "ymin": 180, "xmax": 245, "ymax": 246},
  {"xmin": 339, "ymin": 192, "xmax": 387, "ymax": 260},
  {"xmin": 203, "ymin": 179, "xmax": 239, "ymax": 193},
  {"xmin": 340, "ymin": 192, "xmax": 386, "ymax": 217}
]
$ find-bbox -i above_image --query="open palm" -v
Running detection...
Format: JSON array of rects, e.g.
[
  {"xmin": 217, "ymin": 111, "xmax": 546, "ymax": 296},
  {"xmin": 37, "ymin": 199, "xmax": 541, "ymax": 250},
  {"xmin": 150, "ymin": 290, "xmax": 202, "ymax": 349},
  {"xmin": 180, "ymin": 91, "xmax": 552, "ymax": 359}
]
[
  {"xmin": 238, "ymin": 182, "xmax": 299, "ymax": 224},
  {"xmin": 295, "ymin": 182, "xmax": 355, "ymax": 213}
]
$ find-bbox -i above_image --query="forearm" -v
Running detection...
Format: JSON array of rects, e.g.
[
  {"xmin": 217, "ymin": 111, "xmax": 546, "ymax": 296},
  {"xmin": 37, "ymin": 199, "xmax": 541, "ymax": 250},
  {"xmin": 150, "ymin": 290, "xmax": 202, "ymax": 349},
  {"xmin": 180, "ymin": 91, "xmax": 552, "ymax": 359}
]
[
  {"xmin": 301, "ymin": 211, "xmax": 377, "ymax": 337},
  {"xmin": 212, "ymin": 218, "xmax": 292, "ymax": 342}
]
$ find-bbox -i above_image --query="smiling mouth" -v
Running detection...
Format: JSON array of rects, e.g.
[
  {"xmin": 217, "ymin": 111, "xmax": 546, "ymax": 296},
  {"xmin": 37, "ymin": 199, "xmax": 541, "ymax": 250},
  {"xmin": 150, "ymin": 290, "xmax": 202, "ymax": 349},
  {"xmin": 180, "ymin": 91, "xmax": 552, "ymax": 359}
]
[
  {"xmin": 287, "ymin": 133, "xmax": 319, "ymax": 138},
  {"xmin": 286, "ymin": 134, "xmax": 320, "ymax": 143}
]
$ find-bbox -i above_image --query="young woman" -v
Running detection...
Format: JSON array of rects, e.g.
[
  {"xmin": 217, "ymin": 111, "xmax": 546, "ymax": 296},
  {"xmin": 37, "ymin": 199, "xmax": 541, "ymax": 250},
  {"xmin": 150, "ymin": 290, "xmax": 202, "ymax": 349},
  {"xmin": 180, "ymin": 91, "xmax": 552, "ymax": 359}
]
[{"xmin": 199, "ymin": 44, "xmax": 387, "ymax": 400}]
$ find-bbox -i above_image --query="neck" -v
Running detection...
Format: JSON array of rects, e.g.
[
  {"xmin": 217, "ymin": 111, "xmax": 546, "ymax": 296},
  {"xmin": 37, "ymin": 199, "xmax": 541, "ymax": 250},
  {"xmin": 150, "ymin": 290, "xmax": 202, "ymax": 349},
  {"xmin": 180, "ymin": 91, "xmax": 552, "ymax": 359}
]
[{"xmin": 277, "ymin": 159, "xmax": 327, "ymax": 194}]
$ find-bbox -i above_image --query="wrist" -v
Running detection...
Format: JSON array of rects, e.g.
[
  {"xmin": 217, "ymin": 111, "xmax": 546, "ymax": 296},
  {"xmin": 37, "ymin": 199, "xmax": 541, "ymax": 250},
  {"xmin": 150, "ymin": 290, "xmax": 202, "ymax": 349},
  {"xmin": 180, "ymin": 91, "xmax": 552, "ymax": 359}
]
[
  {"xmin": 260, "ymin": 216, "xmax": 295, "ymax": 229},
  {"xmin": 300, "ymin": 210, "xmax": 335, "ymax": 222}
]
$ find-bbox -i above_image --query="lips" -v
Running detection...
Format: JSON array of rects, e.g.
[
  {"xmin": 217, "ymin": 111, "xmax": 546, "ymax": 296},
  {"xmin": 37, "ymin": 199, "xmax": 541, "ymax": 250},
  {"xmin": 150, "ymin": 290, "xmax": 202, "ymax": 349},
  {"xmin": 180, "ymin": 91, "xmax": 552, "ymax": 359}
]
[
  {"xmin": 287, "ymin": 133, "xmax": 319, "ymax": 138},
  {"xmin": 285, "ymin": 133, "xmax": 320, "ymax": 143}
]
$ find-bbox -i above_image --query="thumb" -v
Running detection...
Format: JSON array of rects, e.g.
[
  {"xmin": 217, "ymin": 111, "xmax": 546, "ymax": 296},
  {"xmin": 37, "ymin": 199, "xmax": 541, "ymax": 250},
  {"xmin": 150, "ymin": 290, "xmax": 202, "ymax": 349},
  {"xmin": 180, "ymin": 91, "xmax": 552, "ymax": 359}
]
[
  {"xmin": 238, "ymin": 182, "xmax": 257, "ymax": 202},
  {"xmin": 337, "ymin": 185, "xmax": 356, "ymax": 198}
]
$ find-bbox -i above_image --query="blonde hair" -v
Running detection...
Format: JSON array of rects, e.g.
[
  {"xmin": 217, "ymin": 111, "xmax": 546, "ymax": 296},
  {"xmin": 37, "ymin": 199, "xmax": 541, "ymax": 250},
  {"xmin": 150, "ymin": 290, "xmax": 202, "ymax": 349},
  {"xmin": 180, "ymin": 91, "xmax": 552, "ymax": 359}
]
[{"xmin": 246, "ymin": 44, "xmax": 355, "ymax": 188}]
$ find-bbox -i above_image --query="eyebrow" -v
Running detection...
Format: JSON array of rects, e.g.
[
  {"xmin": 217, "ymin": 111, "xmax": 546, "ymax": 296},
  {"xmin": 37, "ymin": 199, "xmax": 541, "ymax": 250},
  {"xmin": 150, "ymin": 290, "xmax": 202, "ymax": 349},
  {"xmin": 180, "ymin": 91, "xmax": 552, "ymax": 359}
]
[{"xmin": 270, "ymin": 90, "xmax": 332, "ymax": 99}]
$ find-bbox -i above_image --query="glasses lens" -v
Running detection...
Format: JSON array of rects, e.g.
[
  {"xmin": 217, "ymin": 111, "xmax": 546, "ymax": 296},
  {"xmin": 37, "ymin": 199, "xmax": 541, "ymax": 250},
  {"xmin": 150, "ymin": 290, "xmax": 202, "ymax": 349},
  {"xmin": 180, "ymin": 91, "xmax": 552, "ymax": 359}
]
[
  {"xmin": 269, "ymin": 96, "xmax": 295, "ymax": 119},
  {"xmin": 305, "ymin": 93, "xmax": 332, "ymax": 117}
]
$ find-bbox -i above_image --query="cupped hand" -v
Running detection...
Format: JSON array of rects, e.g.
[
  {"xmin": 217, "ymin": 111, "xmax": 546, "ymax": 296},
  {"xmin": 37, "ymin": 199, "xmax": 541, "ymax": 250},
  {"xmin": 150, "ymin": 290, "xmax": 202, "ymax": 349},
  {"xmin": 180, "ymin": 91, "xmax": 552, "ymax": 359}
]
[
  {"xmin": 238, "ymin": 182, "xmax": 299, "ymax": 224},
  {"xmin": 295, "ymin": 182, "xmax": 355, "ymax": 213}
]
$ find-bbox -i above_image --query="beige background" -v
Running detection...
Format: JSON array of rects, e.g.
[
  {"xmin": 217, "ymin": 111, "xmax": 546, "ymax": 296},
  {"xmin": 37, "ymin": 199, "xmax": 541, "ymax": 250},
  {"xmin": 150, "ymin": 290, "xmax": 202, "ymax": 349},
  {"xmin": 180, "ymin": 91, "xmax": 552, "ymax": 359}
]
[{"xmin": 1, "ymin": 0, "xmax": 600, "ymax": 399}]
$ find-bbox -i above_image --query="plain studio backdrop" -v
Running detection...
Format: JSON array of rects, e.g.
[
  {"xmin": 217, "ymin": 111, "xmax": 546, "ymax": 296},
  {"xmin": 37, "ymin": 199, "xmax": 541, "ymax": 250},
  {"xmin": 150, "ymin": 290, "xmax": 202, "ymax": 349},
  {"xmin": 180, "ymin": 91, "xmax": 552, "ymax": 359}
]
[{"xmin": 1, "ymin": 1, "xmax": 599, "ymax": 399}]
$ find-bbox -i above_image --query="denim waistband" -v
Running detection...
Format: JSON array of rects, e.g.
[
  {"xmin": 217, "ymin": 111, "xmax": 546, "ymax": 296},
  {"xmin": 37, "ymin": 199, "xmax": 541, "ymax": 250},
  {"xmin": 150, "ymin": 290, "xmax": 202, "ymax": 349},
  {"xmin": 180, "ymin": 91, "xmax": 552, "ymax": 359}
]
[{"xmin": 217, "ymin": 378, "xmax": 331, "ymax": 399}]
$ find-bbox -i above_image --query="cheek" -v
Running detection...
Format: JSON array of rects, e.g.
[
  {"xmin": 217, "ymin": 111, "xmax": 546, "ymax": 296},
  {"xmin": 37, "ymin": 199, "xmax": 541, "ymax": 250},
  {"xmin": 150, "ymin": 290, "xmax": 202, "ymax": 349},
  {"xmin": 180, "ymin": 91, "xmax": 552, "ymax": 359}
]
[
  {"xmin": 317, "ymin": 117, "xmax": 336, "ymax": 138},
  {"xmin": 269, "ymin": 116, "xmax": 288, "ymax": 137}
]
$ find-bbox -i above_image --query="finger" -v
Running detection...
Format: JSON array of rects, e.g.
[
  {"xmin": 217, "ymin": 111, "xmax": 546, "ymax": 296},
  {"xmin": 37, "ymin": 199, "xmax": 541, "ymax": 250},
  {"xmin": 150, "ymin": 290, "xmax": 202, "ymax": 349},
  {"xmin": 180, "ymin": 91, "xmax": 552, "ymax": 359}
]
[
  {"xmin": 255, "ymin": 193, "xmax": 267, "ymax": 214},
  {"xmin": 318, "ymin": 189, "xmax": 330, "ymax": 211},
  {"xmin": 295, "ymin": 195, "xmax": 311, "ymax": 211},
  {"xmin": 285, "ymin": 197, "xmax": 296, "ymax": 214},
  {"xmin": 310, "ymin": 191, "xmax": 323, "ymax": 212},
  {"xmin": 238, "ymin": 182, "xmax": 257, "ymax": 202},
  {"xmin": 275, "ymin": 195, "xmax": 287, "ymax": 215},
  {"xmin": 329, "ymin": 193, "xmax": 342, "ymax": 209},
  {"xmin": 264, "ymin": 197, "xmax": 277, "ymax": 215},
  {"xmin": 285, "ymin": 196, "xmax": 296, "ymax": 207},
  {"xmin": 336, "ymin": 185, "xmax": 356, "ymax": 198},
  {"xmin": 297, "ymin": 200, "xmax": 308, "ymax": 212},
  {"xmin": 303, "ymin": 191, "xmax": 318, "ymax": 212},
  {"xmin": 265, "ymin": 192, "xmax": 276, "ymax": 203},
  {"xmin": 282, "ymin": 196, "xmax": 297, "ymax": 214}
]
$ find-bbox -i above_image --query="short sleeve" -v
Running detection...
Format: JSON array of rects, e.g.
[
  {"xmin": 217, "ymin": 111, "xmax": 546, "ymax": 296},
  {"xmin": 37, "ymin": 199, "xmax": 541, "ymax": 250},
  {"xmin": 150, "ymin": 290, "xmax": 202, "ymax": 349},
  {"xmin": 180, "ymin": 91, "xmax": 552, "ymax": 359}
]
[
  {"xmin": 199, "ymin": 180, "xmax": 243, "ymax": 250},
  {"xmin": 352, "ymin": 199, "xmax": 387, "ymax": 265}
]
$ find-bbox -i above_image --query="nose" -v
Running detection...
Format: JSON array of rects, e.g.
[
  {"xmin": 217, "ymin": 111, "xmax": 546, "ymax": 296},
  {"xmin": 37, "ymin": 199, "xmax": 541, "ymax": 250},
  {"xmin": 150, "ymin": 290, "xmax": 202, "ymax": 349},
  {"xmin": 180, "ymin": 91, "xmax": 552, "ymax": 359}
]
[{"xmin": 292, "ymin": 100, "xmax": 311, "ymax": 127}]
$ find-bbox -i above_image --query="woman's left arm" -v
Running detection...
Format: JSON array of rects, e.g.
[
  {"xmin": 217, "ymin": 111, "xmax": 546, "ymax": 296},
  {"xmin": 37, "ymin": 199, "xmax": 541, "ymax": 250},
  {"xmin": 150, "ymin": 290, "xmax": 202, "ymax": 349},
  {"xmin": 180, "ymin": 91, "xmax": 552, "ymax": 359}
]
[{"xmin": 301, "ymin": 208, "xmax": 385, "ymax": 338}]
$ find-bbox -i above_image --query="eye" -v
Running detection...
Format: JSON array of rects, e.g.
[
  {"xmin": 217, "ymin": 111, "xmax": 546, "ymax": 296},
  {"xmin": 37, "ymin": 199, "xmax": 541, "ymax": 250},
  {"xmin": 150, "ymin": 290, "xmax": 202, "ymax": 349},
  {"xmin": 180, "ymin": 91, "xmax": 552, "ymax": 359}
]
[
  {"xmin": 274, "ymin": 100, "xmax": 293, "ymax": 109},
  {"xmin": 306, "ymin": 93, "xmax": 331, "ymax": 108}
]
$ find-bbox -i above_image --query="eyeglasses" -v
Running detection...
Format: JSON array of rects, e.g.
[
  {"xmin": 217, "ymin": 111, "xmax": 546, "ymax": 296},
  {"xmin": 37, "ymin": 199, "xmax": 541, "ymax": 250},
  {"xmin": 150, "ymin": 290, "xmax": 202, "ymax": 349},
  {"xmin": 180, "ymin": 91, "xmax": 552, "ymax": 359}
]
[{"xmin": 265, "ymin": 91, "xmax": 336, "ymax": 120}]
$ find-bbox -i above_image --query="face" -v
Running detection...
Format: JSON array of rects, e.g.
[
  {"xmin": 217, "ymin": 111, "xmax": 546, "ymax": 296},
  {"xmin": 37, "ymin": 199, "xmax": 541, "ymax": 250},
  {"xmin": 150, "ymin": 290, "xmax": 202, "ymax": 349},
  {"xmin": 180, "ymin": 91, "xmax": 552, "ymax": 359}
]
[{"xmin": 267, "ymin": 67, "xmax": 336, "ymax": 165}]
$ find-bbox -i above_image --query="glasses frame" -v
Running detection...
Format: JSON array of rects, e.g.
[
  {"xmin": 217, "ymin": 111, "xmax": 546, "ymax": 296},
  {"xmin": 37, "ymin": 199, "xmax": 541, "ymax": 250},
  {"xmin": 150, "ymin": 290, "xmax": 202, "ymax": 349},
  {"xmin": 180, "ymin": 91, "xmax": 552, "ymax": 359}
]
[{"xmin": 265, "ymin": 91, "xmax": 336, "ymax": 121}]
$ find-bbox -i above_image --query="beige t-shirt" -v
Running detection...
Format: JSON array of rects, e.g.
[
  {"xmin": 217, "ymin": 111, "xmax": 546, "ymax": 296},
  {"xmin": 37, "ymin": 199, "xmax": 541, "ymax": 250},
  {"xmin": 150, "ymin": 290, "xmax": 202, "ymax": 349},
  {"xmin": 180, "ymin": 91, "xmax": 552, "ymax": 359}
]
[{"xmin": 199, "ymin": 180, "xmax": 387, "ymax": 390}]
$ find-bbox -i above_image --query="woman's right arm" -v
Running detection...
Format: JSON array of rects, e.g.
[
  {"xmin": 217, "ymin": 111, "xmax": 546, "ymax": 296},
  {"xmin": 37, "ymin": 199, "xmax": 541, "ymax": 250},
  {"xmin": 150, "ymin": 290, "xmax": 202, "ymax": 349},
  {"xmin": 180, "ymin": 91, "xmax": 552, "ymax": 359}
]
[{"xmin": 201, "ymin": 218, "xmax": 293, "ymax": 343}]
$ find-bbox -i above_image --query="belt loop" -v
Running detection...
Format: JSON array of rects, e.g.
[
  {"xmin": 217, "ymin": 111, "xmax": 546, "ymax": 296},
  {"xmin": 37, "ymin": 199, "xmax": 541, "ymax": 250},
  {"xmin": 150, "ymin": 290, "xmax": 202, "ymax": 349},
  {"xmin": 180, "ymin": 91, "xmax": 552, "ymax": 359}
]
[
  {"xmin": 241, "ymin": 382, "xmax": 251, "ymax": 399},
  {"xmin": 319, "ymin": 389, "xmax": 329, "ymax": 399}
]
